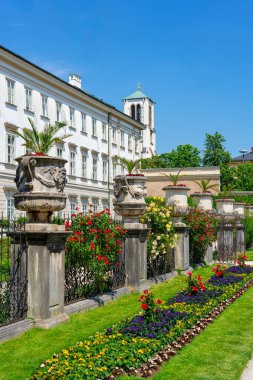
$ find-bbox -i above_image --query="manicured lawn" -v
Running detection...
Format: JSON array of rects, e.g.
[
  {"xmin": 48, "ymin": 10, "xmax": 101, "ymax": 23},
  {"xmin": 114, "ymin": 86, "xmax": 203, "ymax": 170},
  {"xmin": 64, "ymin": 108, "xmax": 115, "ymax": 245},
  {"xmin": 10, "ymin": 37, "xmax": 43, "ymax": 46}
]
[
  {"xmin": 0, "ymin": 267, "xmax": 211, "ymax": 380},
  {"xmin": 246, "ymin": 249, "xmax": 253, "ymax": 261},
  {"xmin": 119, "ymin": 281, "xmax": 253, "ymax": 380}
]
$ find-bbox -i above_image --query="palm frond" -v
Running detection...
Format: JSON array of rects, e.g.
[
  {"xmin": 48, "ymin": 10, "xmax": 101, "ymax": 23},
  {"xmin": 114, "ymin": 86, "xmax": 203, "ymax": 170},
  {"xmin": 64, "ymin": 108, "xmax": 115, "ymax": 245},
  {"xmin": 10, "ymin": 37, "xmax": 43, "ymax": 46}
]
[{"xmin": 194, "ymin": 179, "xmax": 219, "ymax": 192}]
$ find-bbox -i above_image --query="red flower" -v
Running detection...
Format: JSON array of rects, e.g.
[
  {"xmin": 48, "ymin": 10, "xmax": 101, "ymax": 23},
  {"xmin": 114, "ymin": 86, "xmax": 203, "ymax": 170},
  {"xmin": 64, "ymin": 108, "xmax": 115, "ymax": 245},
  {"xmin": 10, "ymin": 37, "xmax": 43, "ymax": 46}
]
[
  {"xmin": 141, "ymin": 303, "xmax": 148, "ymax": 310},
  {"xmin": 116, "ymin": 262, "xmax": 120, "ymax": 267},
  {"xmin": 90, "ymin": 242, "xmax": 95, "ymax": 250},
  {"xmin": 156, "ymin": 299, "xmax": 163, "ymax": 305},
  {"xmin": 74, "ymin": 230, "xmax": 82, "ymax": 236},
  {"xmin": 71, "ymin": 213, "xmax": 76, "ymax": 217},
  {"xmin": 187, "ymin": 271, "xmax": 192, "ymax": 276},
  {"xmin": 75, "ymin": 207, "xmax": 79, "ymax": 210},
  {"xmin": 87, "ymin": 220, "xmax": 93, "ymax": 226},
  {"xmin": 143, "ymin": 289, "xmax": 149, "ymax": 294},
  {"xmin": 139, "ymin": 295, "xmax": 146, "ymax": 301}
]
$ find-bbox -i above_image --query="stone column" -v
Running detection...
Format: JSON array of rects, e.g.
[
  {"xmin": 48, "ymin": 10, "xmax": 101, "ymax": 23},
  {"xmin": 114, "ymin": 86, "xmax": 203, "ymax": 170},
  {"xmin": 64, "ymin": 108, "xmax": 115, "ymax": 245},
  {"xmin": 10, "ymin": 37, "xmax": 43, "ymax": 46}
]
[
  {"xmin": 174, "ymin": 225, "xmax": 190, "ymax": 270},
  {"xmin": 12, "ymin": 154, "xmax": 70, "ymax": 328},
  {"xmin": 217, "ymin": 219, "xmax": 237, "ymax": 262},
  {"xmin": 113, "ymin": 175, "xmax": 149, "ymax": 290},
  {"xmin": 124, "ymin": 223, "xmax": 149, "ymax": 288}
]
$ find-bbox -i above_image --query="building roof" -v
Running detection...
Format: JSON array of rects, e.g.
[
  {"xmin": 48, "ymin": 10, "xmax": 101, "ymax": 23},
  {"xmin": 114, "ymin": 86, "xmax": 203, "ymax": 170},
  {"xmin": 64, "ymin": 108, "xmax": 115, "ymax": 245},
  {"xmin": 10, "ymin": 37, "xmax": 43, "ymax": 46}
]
[
  {"xmin": 123, "ymin": 84, "xmax": 155, "ymax": 103},
  {"xmin": 232, "ymin": 150, "xmax": 253, "ymax": 162},
  {"xmin": 0, "ymin": 45, "xmax": 145, "ymax": 130}
]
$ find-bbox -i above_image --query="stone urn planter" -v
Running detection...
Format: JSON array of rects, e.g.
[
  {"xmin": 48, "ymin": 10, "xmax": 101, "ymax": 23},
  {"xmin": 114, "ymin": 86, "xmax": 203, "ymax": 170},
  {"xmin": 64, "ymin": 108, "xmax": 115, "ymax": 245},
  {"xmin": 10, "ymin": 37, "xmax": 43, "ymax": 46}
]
[
  {"xmin": 190, "ymin": 192, "xmax": 213, "ymax": 211},
  {"xmin": 162, "ymin": 185, "xmax": 190, "ymax": 209},
  {"xmin": 113, "ymin": 175, "xmax": 147, "ymax": 223},
  {"xmin": 215, "ymin": 198, "xmax": 234, "ymax": 215},
  {"xmin": 233, "ymin": 202, "xmax": 245, "ymax": 217},
  {"xmin": 14, "ymin": 155, "xmax": 67, "ymax": 223}
]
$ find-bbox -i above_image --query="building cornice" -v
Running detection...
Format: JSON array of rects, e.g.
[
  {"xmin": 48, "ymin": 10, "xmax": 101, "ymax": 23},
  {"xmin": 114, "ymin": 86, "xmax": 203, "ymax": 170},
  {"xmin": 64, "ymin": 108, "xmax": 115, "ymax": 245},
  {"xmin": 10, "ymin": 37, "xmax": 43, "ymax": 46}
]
[{"xmin": 0, "ymin": 46, "xmax": 145, "ymax": 131}]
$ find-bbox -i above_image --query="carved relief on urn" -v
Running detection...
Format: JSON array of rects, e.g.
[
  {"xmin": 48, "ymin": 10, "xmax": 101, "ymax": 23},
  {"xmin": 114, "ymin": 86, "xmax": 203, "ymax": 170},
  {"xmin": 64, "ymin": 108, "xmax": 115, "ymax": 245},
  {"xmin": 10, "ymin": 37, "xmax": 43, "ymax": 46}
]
[
  {"xmin": 113, "ymin": 175, "xmax": 147, "ymax": 223},
  {"xmin": 14, "ymin": 155, "xmax": 67, "ymax": 223}
]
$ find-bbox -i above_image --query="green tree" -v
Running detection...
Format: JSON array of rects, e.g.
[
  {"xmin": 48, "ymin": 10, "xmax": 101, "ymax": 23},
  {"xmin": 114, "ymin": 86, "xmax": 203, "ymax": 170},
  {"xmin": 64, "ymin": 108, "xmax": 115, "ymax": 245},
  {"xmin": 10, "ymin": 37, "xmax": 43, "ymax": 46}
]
[
  {"xmin": 161, "ymin": 144, "xmax": 201, "ymax": 168},
  {"xmin": 203, "ymin": 132, "xmax": 231, "ymax": 166},
  {"xmin": 141, "ymin": 155, "xmax": 166, "ymax": 169},
  {"xmin": 234, "ymin": 163, "xmax": 253, "ymax": 191}
]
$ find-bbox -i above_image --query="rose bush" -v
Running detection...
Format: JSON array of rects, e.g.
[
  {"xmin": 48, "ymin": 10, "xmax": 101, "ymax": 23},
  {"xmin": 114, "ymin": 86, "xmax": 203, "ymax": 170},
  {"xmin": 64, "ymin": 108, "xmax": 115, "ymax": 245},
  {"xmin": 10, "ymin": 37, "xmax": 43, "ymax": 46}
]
[
  {"xmin": 184, "ymin": 208, "xmax": 218, "ymax": 264},
  {"xmin": 64, "ymin": 208, "xmax": 126, "ymax": 301}
]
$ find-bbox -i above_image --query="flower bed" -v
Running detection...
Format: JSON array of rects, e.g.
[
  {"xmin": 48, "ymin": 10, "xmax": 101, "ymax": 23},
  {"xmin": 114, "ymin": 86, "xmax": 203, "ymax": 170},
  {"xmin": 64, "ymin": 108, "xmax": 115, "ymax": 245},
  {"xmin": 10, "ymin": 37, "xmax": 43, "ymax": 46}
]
[{"xmin": 31, "ymin": 265, "xmax": 253, "ymax": 380}]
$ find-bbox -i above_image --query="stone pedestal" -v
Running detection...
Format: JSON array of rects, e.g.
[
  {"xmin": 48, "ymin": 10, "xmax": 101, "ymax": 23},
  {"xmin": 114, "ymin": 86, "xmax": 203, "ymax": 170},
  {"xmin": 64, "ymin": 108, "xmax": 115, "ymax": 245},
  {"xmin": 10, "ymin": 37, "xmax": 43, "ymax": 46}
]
[
  {"xmin": 123, "ymin": 223, "xmax": 149, "ymax": 290},
  {"xmin": 174, "ymin": 225, "xmax": 190, "ymax": 271},
  {"xmin": 12, "ymin": 224, "xmax": 70, "ymax": 328},
  {"xmin": 235, "ymin": 222, "xmax": 245, "ymax": 253},
  {"xmin": 205, "ymin": 245, "xmax": 214, "ymax": 264},
  {"xmin": 217, "ymin": 221, "xmax": 237, "ymax": 262}
]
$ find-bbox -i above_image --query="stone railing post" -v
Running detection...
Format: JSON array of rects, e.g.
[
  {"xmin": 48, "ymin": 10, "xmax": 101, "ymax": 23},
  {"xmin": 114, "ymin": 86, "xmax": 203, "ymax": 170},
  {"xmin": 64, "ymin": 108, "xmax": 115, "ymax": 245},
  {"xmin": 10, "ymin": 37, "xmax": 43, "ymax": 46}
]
[
  {"xmin": 11, "ymin": 155, "xmax": 70, "ymax": 328},
  {"xmin": 113, "ymin": 175, "xmax": 149, "ymax": 290},
  {"xmin": 234, "ymin": 203, "xmax": 246, "ymax": 253},
  {"xmin": 162, "ymin": 185, "xmax": 190, "ymax": 271}
]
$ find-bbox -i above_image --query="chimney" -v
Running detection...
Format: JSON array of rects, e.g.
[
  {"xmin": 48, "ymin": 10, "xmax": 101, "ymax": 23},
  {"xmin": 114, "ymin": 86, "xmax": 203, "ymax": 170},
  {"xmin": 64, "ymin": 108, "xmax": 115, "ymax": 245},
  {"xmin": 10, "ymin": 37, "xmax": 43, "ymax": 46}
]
[{"xmin": 68, "ymin": 74, "xmax": 82, "ymax": 89}]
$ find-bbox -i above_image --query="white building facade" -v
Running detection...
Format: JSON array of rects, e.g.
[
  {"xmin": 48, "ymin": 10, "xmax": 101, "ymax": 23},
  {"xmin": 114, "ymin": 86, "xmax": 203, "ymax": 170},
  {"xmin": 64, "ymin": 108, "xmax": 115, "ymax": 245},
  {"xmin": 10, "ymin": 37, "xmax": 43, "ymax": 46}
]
[{"xmin": 0, "ymin": 46, "xmax": 154, "ymax": 218}]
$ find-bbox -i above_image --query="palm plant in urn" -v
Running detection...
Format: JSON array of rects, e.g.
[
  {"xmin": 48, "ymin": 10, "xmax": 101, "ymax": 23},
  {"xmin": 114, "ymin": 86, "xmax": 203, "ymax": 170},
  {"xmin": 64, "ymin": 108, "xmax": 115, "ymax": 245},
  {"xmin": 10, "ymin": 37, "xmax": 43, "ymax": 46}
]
[
  {"xmin": 113, "ymin": 156, "xmax": 147, "ymax": 223},
  {"xmin": 14, "ymin": 118, "xmax": 71, "ymax": 223},
  {"xmin": 162, "ymin": 169, "xmax": 190, "ymax": 212},
  {"xmin": 190, "ymin": 179, "xmax": 219, "ymax": 211}
]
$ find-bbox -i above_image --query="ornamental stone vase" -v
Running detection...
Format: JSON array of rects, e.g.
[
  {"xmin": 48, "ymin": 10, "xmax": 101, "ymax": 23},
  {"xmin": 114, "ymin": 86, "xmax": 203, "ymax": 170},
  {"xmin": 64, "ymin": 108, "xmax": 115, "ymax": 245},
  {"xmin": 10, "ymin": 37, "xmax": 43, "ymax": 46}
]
[
  {"xmin": 113, "ymin": 175, "xmax": 147, "ymax": 223},
  {"xmin": 215, "ymin": 198, "xmax": 234, "ymax": 215},
  {"xmin": 162, "ymin": 185, "xmax": 190, "ymax": 209},
  {"xmin": 14, "ymin": 155, "xmax": 67, "ymax": 223},
  {"xmin": 190, "ymin": 192, "xmax": 213, "ymax": 211},
  {"xmin": 233, "ymin": 202, "xmax": 245, "ymax": 217}
]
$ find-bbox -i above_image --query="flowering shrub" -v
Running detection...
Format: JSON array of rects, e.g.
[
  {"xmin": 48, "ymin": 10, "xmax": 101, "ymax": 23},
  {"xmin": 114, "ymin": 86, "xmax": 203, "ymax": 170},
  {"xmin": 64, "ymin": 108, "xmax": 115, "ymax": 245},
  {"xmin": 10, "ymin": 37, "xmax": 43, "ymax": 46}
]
[
  {"xmin": 235, "ymin": 252, "xmax": 248, "ymax": 268},
  {"xmin": 64, "ymin": 208, "xmax": 126, "ymax": 300},
  {"xmin": 184, "ymin": 208, "xmax": 218, "ymax": 264},
  {"xmin": 185, "ymin": 271, "xmax": 206, "ymax": 295},
  {"xmin": 212, "ymin": 264, "xmax": 227, "ymax": 277},
  {"xmin": 140, "ymin": 196, "xmax": 177, "ymax": 260},
  {"xmin": 138, "ymin": 289, "xmax": 163, "ymax": 319}
]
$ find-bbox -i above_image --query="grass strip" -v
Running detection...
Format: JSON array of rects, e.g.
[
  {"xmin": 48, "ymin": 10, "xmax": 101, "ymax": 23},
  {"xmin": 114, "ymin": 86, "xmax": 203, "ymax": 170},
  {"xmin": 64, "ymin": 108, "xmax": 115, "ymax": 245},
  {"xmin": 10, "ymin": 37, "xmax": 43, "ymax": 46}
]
[
  {"xmin": 246, "ymin": 249, "xmax": 253, "ymax": 261},
  {"xmin": 0, "ymin": 267, "xmax": 211, "ymax": 380}
]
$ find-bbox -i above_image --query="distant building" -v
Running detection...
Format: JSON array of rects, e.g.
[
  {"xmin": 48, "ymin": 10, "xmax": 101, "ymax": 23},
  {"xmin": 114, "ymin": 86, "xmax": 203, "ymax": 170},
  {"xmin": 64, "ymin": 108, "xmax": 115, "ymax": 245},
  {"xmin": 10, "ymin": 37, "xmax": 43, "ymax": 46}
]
[
  {"xmin": 230, "ymin": 148, "xmax": 253, "ymax": 166},
  {"xmin": 123, "ymin": 84, "xmax": 156, "ymax": 158},
  {"xmin": 141, "ymin": 166, "xmax": 220, "ymax": 197},
  {"xmin": 0, "ymin": 46, "xmax": 157, "ymax": 218}
]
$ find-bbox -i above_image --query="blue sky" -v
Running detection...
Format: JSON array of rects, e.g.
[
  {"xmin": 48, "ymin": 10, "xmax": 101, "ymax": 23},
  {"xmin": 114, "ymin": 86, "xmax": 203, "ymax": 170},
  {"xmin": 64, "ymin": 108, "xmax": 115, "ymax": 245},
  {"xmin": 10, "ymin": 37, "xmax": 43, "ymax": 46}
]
[{"xmin": 1, "ymin": 0, "xmax": 253, "ymax": 157}]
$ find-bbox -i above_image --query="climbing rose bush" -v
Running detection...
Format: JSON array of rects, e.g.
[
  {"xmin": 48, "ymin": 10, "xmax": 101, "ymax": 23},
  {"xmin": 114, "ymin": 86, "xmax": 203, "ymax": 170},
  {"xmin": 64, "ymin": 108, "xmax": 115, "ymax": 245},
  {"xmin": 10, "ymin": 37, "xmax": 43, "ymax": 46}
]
[
  {"xmin": 65, "ymin": 208, "xmax": 126, "ymax": 269},
  {"xmin": 183, "ymin": 208, "xmax": 218, "ymax": 264},
  {"xmin": 140, "ymin": 196, "xmax": 178, "ymax": 259}
]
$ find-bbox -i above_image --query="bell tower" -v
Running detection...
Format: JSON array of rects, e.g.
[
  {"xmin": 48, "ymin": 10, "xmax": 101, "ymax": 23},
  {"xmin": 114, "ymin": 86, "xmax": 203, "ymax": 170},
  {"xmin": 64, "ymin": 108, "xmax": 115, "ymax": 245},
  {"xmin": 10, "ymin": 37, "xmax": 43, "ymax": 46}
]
[{"xmin": 123, "ymin": 84, "xmax": 156, "ymax": 158}]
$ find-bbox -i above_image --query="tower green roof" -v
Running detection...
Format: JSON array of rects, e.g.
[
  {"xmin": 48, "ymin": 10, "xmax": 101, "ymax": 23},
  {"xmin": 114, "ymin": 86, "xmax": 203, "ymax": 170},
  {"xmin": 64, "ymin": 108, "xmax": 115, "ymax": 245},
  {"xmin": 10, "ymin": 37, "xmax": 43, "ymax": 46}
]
[{"xmin": 123, "ymin": 89, "xmax": 148, "ymax": 100}]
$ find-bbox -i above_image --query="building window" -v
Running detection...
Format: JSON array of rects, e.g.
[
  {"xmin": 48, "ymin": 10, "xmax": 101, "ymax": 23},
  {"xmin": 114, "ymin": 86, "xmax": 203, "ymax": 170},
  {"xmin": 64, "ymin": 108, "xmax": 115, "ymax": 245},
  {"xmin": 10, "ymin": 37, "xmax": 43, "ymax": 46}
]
[
  {"xmin": 128, "ymin": 134, "xmax": 132, "ymax": 150},
  {"xmin": 102, "ymin": 200, "xmax": 109, "ymax": 210},
  {"xmin": 92, "ymin": 156, "xmax": 98, "ymax": 180},
  {"xmin": 131, "ymin": 104, "xmax": 135, "ymax": 119},
  {"xmin": 137, "ymin": 104, "xmax": 141, "ymax": 122},
  {"xmin": 81, "ymin": 113, "xmax": 86, "ymax": 132},
  {"xmin": 6, "ymin": 79, "xmax": 15, "ymax": 104},
  {"xmin": 70, "ymin": 150, "xmax": 76, "ymax": 175},
  {"xmin": 69, "ymin": 197, "xmax": 77, "ymax": 214},
  {"xmin": 6, "ymin": 195, "xmax": 15, "ymax": 220},
  {"xmin": 102, "ymin": 159, "xmax": 108, "ymax": 182},
  {"xmin": 25, "ymin": 88, "xmax": 33, "ymax": 111},
  {"xmin": 120, "ymin": 131, "xmax": 124, "ymax": 147},
  {"xmin": 92, "ymin": 198, "xmax": 99, "ymax": 212},
  {"xmin": 92, "ymin": 118, "xmax": 97, "ymax": 137},
  {"xmin": 81, "ymin": 198, "xmax": 88, "ymax": 213},
  {"xmin": 7, "ymin": 133, "xmax": 15, "ymax": 164},
  {"xmin": 135, "ymin": 137, "xmax": 138, "ymax": 152},
  {"xmin": 81, "ymin": 153, "xmax": 87, "ymax": 178},
  {"xmin": 149, "ymin": 106, "xmax": 152, "ymax": 127},
  {"xmin": 112, "ymin": 127, "xmax": 116, "ymax": 144},
  {"xmin": 56, "ymin": 101, "xmax": 62, "ymax": 122},
  {"xmin": 113, "ymin": 163, "xmax": 117, "ymax": 178},
  {"xmin": 41, "ymin": 95, "xmax": 48, "ymax": 117},
  {"xmin": 102, "ymin": 123, "xmax": 107, "ymax": 140},
  {"xmin": 70, "ymin": 108, "xmax": 75, "ymax": 127},
  {"xmin": 56, "ymin": 146, "xmax": 63, "ymax": 157}
]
